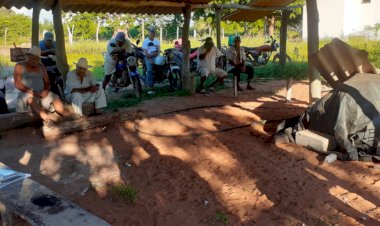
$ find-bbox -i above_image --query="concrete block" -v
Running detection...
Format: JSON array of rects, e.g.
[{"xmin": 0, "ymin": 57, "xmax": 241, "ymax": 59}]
[{"xmin": 295, "ymin": 129, "xmax": 337, "ymax": 153}]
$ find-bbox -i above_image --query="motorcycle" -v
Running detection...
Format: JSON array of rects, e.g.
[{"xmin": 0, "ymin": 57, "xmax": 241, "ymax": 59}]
[
  {"xmin": 243, "ymin": 36, "xmax": 291, "ymax": 66},
  {"xmin": 109, "ymin": 43, "xmax": 143, "ymax": 98}
]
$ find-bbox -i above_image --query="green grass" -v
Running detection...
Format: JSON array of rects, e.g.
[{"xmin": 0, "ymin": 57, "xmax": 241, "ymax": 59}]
[
  {"xmin": 215, "ymin": 211, "xmax": 229, "ymax": 225},
  {"xmin": 111, "ymin": 184, "xmax": 137, "ymax": 203}
]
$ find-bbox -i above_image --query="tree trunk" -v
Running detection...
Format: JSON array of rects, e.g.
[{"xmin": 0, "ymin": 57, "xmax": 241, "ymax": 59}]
[
  {"xmin": 67, "ymin": 25, "xmax": 74, "ymax": 45},
  {"xmin": 141, "ymin": 20, "xmax": 145, "ymax": 40},
  {"xmin": 269, "ymin": 15, "xmax": 275, "ymax": 37},
  {"xmin": 193, "ymin": 29, "xmax": 196, "ymax": 39},
  {"xmin": 182, "ymin": 5, "xmax": 192, "ymax": 93},
  {"xmin": 306, "ymin": 0, "xmax": 321, "ymax": 104},
  {"xmin": 32, "ymin": 1, "xmax": 41, "ymax": 46},
  {"xmin": 159, "ymin": 26, "xmax": 163, "ymax": 44},
  {"xmin": 176, "ymin": 26, "xmax": 179, "ymax": 40},
  {"xmin": 52, "ymin": 0, "xmax": 69, "ymax": 83},
  {"xmin": 4, "ymin": 27, "xmax": 7, "ymax": 46},
  {"xmin": 96, "ymin": 20, "xmax": 101, "ymax": 42},
  {"xmin": 208, "ymin": 27, "xmax": 212, "ymax": 36},
  {"xmin": 215, "ymin": 7, "xmax": 222, "ymax": 50},
  {"xmin": 243, "ymin": 21, "xmax": 248, "ymax": 36}
]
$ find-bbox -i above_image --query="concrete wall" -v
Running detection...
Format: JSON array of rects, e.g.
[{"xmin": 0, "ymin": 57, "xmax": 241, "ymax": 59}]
[{"xmin": 303, "ymin": 0, "xmax": 380, "ymax": 38}]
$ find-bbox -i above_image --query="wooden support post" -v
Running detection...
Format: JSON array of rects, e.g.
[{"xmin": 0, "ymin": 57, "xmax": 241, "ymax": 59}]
[
  {"xmin": 52, "ymin": 0, "xmax": 69, "ymax": 83},
  {"xmin": 280, "ymin": 10, "xmax": 292, "ymax": 102},
  {"xmin": 215, "ymin": 7, "xmax": 222, "ymax": 50},
  {"xmin": 279, "ymin": 10, "xmax": 289, "ymax": 65},
  {"xmin": 306, "ymin": 0, "xmax": 321, "ymax": 104},
  {"xmin": 32, "ymin": 0, "xmax": 41, "ymax": 46},
  {"xmin": 182, "ymin": 4, "xmax": 192, "ymax": 93}
]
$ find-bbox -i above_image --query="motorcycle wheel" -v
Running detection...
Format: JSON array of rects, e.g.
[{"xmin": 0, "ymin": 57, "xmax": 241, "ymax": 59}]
[
  {"xmin": 272, "ymin": 53, "xmax": 292, "ymax": 63},
  {"xmin": 131, "ymin": 76, "xmax": 143, "ymax": 98},
  {"xmin": 171, "ymin": 69, "xmax": 182, "ymax": 90}
]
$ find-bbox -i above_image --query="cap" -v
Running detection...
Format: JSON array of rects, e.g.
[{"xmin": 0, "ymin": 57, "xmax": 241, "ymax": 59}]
[
  {"xmin": 24, "ymin": 46, "xmax": 42, "ymax": 58},
  {"xmin": 149, "ymin": 28, "xmax": 156, "ymax": 33},
  {"xmin": 115, "ymin": 32, "xmax": 126, "ymax": 42},
  {"xmin": 234, "ymin": 36, "xmax": 241, "ymax": 42},
  {"xmin": 205, "ymin": 37, "xmax": 213, "ymax": 43},
  {"xmin": 44, "ymin": 32, "xmax": 54, "ymax": 41},
  {"xmin": 73, "ymin": 57, "xmax": 93, "ymax": 69}
]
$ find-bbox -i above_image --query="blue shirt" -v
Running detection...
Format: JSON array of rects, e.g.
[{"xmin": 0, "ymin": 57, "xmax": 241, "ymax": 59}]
[{"xmin": 39, "ymin": 40, "xmax": 56, "ymax": 51}]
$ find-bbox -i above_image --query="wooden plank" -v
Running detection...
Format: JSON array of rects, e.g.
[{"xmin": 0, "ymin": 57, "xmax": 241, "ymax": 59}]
[
  {"xmin": 42, "ymin": 110, "xmax": 144, "ymax": 139},
  {"xmin": 0, "ymin": 112, "xmax": 40, "ymax": 131},
  {"xmin": 0, "ymin": 177, "xmax": 110, "ymax": 226}
]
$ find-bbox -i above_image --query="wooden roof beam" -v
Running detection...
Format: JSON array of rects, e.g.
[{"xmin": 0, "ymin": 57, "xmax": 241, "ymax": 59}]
[
  {"xmin": 193, "ymin": 3, "xmax": 302, "ymax": 11},
  {"xmin": 65, "ymin": 0, "xmax": 187, "ymax": 8}
]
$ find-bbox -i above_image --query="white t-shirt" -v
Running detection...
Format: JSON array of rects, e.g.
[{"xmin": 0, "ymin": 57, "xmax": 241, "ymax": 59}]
[
  {"xmin": 142, "ymin": 38, "xmax": 160, "ymax": 55},
  {"xmin": 104, "ymin": 37, "xmax": 132, "ymax": 75},
  {"xmin": 197, "ymin": 46, "xmax": 223, "ymax": 72}
]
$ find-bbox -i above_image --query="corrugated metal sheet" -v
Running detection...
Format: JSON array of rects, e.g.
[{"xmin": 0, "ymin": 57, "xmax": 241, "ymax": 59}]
[
  {"xmin": 223, "ymin": 0, "xmax": 295, "ymax": 22},
  {"xmin": 0, "ymin": 0, "xmax": 211, "ymax": 15}
]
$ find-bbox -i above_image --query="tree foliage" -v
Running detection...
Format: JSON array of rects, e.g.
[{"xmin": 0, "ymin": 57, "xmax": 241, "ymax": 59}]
[{"xmin": 0, "ymin": 7, "xmax": 32, "ymax": 44}]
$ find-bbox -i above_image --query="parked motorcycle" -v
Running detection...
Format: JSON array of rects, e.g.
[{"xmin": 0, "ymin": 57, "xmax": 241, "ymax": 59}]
[
  {"xmin": 109, "ymin": 43, "xmax": 143, "ymax": 98},
  {"xmin": 243, "ymin": 36, "xmax": 291, "ymax": 66}
]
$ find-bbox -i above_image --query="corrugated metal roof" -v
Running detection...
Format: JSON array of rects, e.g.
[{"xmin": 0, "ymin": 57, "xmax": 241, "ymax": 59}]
[
  {"xmin": 223, "ymin": 0, "xmax": 295, "ymax": 22},
  {"xmin": 0, "ymin": 0, "xmax": 211, "ymax": 15}
]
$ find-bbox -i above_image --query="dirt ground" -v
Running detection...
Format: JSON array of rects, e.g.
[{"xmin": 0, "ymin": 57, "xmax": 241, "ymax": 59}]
[{"xmin": 1, "ymin": 79, "xmax": 379, "ymax": 226}]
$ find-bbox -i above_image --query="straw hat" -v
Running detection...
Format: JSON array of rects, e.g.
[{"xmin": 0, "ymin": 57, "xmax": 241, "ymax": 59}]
[
  {"xmin": 73, "ymin": 57, "xmax": 92, "ymax": 68},
  {"xmin": 25, "ymin": 46, "xmax": 42, "ymax": 58}
]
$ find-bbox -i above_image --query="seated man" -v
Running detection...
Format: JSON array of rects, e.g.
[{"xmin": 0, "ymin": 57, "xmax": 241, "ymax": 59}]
[
  {"xmin": 226, "ymin": 36, "xmax": 255, "ymax": 91},
  {"xmin": 197, "ymin": 37, "xmax": 227, "ymax": 94},
  {"xmin": 39, "ymin": 31, "xmax": 56, "ymax": 56},
  {"xmin": 65, "ymin": 58, "xmax": 107, "ymax": 116},
  {"xmin": 14, "ymin": 46, "xmax": 74, "ymax": 126}
]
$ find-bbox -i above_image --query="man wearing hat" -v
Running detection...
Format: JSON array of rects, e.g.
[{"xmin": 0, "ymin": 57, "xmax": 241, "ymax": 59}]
[
  {"xmin": 65, "ymin": 58, "xmax": 107, "ymax": 116},
  {"xmin": 103, "ymin": 32, "xmax": 133, "ymax": 90},
  {"xmin": 226, "ymin": 36, "xmax": 255, "ymax": 91},
  {"xmin": 197, "ymin": 37, "xmax": 227, "ymax": 94},
  {"xmin": 14, "ymin": 46, "xmax": 75, "ymax": 126},
  {"xmin": 39, "ymin": 31, "xmax": 56, "ymax": 56},
  {"xmin": 142, "ymin": 28, "xmax": 160, "ymax": 91}
]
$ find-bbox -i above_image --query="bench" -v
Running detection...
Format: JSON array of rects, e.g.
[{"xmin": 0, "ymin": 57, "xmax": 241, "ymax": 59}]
[{"xmin": 0, "ymin": 163, "xmax": 110, "ymax": 226}]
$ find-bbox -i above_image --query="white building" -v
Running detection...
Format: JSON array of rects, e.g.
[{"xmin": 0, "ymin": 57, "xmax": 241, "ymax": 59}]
[{"xmin": 302, "ymin": 0, "xmax": 380, "ymax": 39}]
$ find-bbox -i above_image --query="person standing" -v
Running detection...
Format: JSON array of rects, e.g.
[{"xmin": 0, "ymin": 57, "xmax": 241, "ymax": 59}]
[
  {"xmin": 142, "ymin": 28, "xmax": 160, "ymax": 91},
  {"xmin": 226, "ymin": 36, "xmax": 255, "ymax": 91},
  {"xmin": 65, "ymin": 58, "xmax": 107, "ymax": 116},
  {"xmin": 197, "ymin": 37, "xmax": 227, "ymax": 94},
  {"xmin": 102, "ymin": 32, "xmax": 133, "ymax": 90}
]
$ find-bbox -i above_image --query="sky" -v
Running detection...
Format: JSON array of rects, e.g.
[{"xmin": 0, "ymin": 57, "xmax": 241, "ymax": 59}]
[{"xmin": 11, "ymin": 7, "xmax": 53, "ymax": 22}]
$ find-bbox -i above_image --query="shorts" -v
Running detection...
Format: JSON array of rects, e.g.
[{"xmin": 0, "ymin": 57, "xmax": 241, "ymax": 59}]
[
  {"xmin": 16, "ymin": 91, "xmax": 58, "ymax": 113},
  {"xmin": 198, "ymin": 67, "xmax": 227, "ymax": 78}
]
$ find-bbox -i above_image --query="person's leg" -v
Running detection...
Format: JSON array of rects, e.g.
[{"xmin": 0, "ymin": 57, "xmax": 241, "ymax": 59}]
[
  {"xmin": 102, "ymin": 74, "xmax": 112, "ymax": 90},
  {"xmin": 26, "ymin": 97, "xmax": 51, "ymax": 122},
  {"xmin": 93, "ymin": 88, "xmax": 107, "ymax": 112},
  {"xmin": 145, "ymin": 58, "xmax": 154, "ymax": 89},
  {"xmin": 67, "ymin": 93, "xmax": 85, "ymax": 116},
  {"xmin": 198, "ymin": 67, "xmax": 209, "ymax": 93},
  {"xmin": 209, "ymin": 68, "xmax": 227, "ymax": 88},
  {"xmin": 229, "ymin": 67, "xmax": 243, "ymax": 91},
  {"xmin": 245, "ymin": 66, "xmax": 255, "ymax": 90}
]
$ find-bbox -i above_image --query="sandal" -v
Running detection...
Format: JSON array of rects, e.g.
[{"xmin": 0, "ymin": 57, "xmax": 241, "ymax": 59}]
[
  {"xmin": 209, "ymin": 87, "xmax": 215, "ymax": 92},
  {"xmin": 246, "ymin": 85, "xmax": 255, "ymax": 90},
  {"xmin": 200, "ymin": 89, "xmax": 206, "ymax": 94}
]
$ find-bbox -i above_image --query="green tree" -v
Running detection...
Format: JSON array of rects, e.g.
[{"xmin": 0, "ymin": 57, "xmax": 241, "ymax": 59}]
[{"xmin": 0, "ymin": 7, "xmax": 32, "ymax": 45}]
